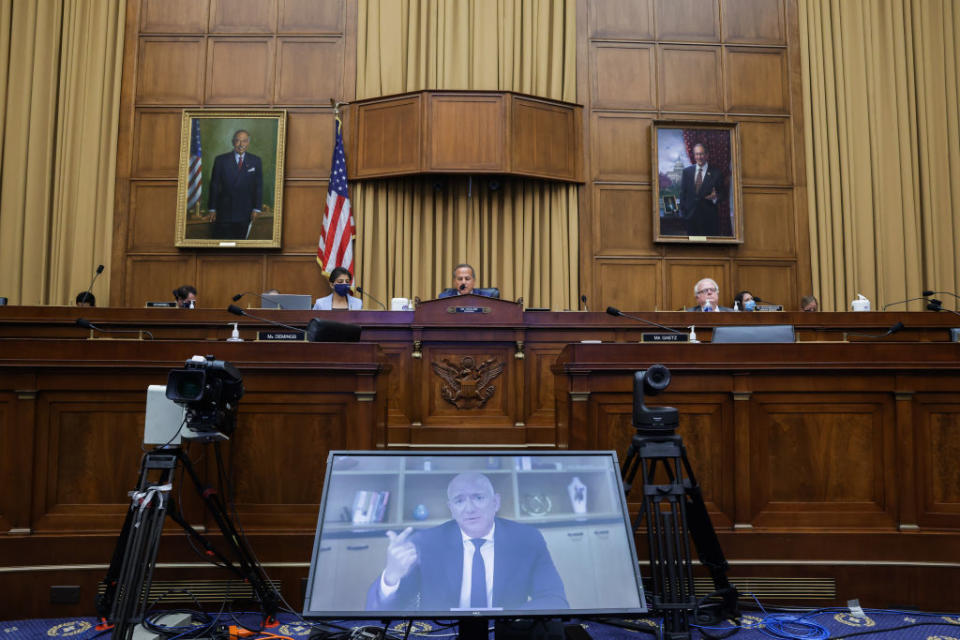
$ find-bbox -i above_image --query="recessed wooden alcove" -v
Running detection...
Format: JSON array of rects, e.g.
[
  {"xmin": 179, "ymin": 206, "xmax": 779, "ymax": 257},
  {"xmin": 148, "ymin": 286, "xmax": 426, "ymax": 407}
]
[{"xmin": 344, "ymin": 90, "xmax": 583, "ymax": 182}]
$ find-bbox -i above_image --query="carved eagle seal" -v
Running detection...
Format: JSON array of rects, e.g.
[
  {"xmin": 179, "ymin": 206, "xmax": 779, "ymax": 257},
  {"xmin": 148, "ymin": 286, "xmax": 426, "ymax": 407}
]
[{"xmin": 431, "ymin": 356, "xmax": 505, "ymax": 409}]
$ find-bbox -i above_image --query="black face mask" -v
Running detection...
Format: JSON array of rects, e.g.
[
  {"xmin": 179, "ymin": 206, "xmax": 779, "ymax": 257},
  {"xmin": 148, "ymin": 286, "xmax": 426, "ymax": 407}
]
[{"xmin": 333, "ymin": 283, "xmax": 351, "ymax": 297}]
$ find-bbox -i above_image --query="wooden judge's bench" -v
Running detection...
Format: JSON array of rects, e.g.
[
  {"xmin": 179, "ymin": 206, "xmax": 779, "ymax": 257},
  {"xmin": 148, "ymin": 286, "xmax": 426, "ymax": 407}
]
[{"xmin": 1, "ymin": 297, "xmax": 959, "ymax": 617}]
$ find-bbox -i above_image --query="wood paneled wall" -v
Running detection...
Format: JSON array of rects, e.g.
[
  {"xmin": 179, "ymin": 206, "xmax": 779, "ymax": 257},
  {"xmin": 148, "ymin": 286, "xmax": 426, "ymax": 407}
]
[
  {"xmin": 578, "ymin": 0, "xmax": 811, "ymax": 311},
  {"xmin": 111, "ymin": 0, "xmax": 356, "ymax": 307}
]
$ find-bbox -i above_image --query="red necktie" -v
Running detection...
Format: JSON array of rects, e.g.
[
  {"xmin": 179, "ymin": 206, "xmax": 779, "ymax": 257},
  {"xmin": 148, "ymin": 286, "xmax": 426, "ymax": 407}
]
[
  {"xmin": 237, "ymin": 155, "xmax": 243, "ymax": 171},
  {"xmin": 695, "ymin": 167, "xmax": 703, "ymax": 192}
]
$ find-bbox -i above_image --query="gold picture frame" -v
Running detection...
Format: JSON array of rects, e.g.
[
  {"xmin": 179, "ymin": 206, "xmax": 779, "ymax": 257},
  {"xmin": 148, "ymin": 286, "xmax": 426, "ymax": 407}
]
[
  {"xmin": 652, "ymin": 120, "xmax": 743, "ymax": 244},
  {"xmin": 175, "ymin": 110, "xmax": 287, "ymax": 248}
]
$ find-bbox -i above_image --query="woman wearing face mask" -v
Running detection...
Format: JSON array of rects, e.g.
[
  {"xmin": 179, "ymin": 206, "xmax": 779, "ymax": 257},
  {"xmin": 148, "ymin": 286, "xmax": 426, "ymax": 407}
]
[
  {"xmin": 313, "ymin": 267, "xmax": 362, "ymax": 310},
  {"xmin": 733, "ymin": 290, "xmax": 756, "ymax": 311}
]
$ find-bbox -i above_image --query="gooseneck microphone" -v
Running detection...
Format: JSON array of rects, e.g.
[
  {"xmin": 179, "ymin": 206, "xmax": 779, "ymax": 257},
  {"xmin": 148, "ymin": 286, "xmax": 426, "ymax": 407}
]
[
  {"xmin": 354, "ymin": 286, "xmax": 386, "ymax": 309},
  {"xmin": 81, "ymin": 264, "xmax": 104, "ymax": 303},
  {"xmin": 846, "ymin": 321, "xmax": 905, "ymax": 339},
  {"xmin": 76, "ymin": 317, "xmax": 154, "ymax": 340},
  {"xmin": 580, "ymin": 295, "xmax": 589, "ymax": 312},
  {"xmin": 926, "ymin": 298, "xmax": 960, "ymax": 319},
  {"xmin": 606, "ymin": 306, "xmax": 684, "ymax": 334},
  {"xmin": 227, "ymin": 305, "xmax": 304, "ymax": 335},
  {"xmin": 232, "ymin": 291, "xmax": 285, "ymax": 309},
  {"xmin": 883, "ymin": 295, "xmax": 932, "ymax": 310}
]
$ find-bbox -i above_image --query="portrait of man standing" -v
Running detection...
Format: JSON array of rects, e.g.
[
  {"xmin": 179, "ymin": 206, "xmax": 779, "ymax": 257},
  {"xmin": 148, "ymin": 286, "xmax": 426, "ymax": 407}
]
[
  {"xmin": 679, "ymin": 142, "xmax": 725, "ymax": 237},
  {"xmin": 207, "ymin": 129, "xmax": 263, "ymax": 239}
]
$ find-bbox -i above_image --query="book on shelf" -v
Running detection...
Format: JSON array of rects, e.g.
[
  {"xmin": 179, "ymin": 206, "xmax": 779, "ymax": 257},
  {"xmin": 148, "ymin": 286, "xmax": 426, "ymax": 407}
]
[{"xmin": 351, "ymin": 490, "xmax": 390, "ymax": 524}]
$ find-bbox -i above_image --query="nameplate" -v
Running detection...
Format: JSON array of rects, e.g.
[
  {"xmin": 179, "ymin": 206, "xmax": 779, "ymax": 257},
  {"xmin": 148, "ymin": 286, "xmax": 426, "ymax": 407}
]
[
  {"xmin": 757, "ymin": 304, "xmax": 783, "ymax": 312},
  {"xmin": 447, "ymin": 306, "xmax": 490, "ymax": 314},
  {"xmin": 256, "ymin": 330, "xmax": 305, "ymax": 341},
  {"xmin": 145, "ymin": 301, "xmax": 177, "ymax": 308},
  {"xmin": 641, "ymin": 333, "xmax": 689, "ymax": 342}
]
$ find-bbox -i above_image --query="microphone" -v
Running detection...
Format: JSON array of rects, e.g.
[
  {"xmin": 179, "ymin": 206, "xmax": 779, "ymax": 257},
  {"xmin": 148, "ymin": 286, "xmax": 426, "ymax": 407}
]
[
  {"xmin": 76, "ymin": 317, "xmax": 154, "ymax": 340},
  {"xmin": 927, "ymin": 298, "xmax": 960, "ymax": 318},
  {"xmin": 459, "ymin": 283, "xmax": 467, "ymax": 291},
  {"xmin": 227, "ymin": 305, "xmax": 304, "ymax": 335},
  {"xmin": 354, "ymin": 285, "xmax": 386, "ymax": 309},
  {"xmin": 231, "ymin": 291, "xmax": 284, "ymax": 309},
  {"xmin": 883, "ymin": 295, "xmax": 932, "ymax": 310},
  {"xmin": 580, "ymin": 295, "xmax": 589, "ymax": 311},
  {"xmin": 606, "ymin": 306, "xmax": 685, "ymax": 334},
  {"xmin": 846, "ymin": 321, "xmax": 905, "ymax": 339},
  {"xmin": 80, "ymin": 264, "xmax": 104, "ymax": 304}
]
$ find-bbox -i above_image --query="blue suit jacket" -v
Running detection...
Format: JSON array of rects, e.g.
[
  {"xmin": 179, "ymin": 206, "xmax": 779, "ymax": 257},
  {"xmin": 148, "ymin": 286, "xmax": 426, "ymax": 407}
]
[
  {"xmin": 208, "ymin": 151, "xmax": 263, "ymax": 223},
  {"xmin": 365, "ymin": 518, "xmax": 568, "ymax": 612}
]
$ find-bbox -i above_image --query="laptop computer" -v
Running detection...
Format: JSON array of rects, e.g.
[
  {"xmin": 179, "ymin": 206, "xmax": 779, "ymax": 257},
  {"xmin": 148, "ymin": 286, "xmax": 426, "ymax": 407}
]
[{"xmin": 259, "ymin": 293, "xmax": 313, "ymax": 310}]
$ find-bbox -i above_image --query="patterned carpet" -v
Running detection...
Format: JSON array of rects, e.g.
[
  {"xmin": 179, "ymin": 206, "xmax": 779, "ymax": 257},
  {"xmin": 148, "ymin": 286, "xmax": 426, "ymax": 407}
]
[{"xmin": 2, "ymin": 609, "xmax": 960, "ymax": 639}]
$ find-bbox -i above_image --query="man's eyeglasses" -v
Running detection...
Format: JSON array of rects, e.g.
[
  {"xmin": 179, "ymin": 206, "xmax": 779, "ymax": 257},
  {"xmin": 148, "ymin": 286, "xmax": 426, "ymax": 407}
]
[
  {"xmin": 697, "ymin": 287, "xmax": 717, "ymax": 295},
  {"xmin": 449, "ymin": 494, "xmax": 491, "ymax": 509}
]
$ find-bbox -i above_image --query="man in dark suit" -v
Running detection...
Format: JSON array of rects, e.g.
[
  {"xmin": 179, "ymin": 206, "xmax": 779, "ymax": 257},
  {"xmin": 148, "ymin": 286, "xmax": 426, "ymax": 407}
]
[
  {"xmin": 207, "ymin": 129, "xmax": 263, "ymax": 239},
  {"xmin": 366, "ymin": 472, "xmax": 568, "ymax": 612},
  {"xmin": 686, "ymin": 277, "xmax": 733, "ymax": 312},
  {"xmin": 679, "ymin": 143, "xmax": 724, "ymax": 237}
]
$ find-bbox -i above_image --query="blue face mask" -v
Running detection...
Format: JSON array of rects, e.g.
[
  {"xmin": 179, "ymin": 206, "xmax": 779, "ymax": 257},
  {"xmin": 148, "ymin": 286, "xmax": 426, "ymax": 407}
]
[
  {"xmin": 744, "ymin": 299, "xmax": 756, "ymax": 311},
  {"xmin": 333, "ymin": 283, "xmax": 351, "ymax": 297}
]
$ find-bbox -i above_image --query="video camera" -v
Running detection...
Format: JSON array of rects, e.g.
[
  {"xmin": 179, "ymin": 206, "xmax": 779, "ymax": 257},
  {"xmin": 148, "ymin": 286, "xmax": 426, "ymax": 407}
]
[
  {"xmin": 166, "ymin": 355, "xmax": 244, "ymax": 437},
  {"xmin": 632, "ymin": 364, "xmax": 678, "ymax": 434}
]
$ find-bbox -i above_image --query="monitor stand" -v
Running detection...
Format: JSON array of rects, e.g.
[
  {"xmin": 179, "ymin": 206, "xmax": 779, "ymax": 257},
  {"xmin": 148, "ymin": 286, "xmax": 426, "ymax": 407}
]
[{"xmin": 459, "ymin": 618, "xmax": 568, "ymax": 639}]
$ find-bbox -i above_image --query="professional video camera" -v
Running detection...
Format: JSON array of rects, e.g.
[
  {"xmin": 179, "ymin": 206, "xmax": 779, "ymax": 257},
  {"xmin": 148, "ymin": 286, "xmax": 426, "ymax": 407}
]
[
  {"xmin": 632, "ymin": 363, "xmax": 678, "ymax": 434},
  {"xmin": 166, "ymin": 355, "xmax": 244, "ymax": 436}
]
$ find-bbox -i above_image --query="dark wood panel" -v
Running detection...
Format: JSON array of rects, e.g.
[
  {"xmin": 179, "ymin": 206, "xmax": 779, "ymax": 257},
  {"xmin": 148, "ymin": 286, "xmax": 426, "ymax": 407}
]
[
  {"xmin": 591, "ymin": 43, "xmax": 656, "ymax": 110},
  {"xmin": 915, "ymin": 396, "xmax": 960, "ymax": 528},
  {"xmin": 733, "ymin": 261, "xmax": 796, "ymax": 309},
  {"xmin": 285, "ymin": 111, "xmax": 334, "ymax": 178},
  {"xmin": 276, "ymin": 37, "xmax": 343, "ymax": 104},
  {"xmin": 205, "ymin": 38, "xmax": 275, "ymax": 104},
  {"xmin": 419, "ymin": 346, "xmax": 515, "ymax": 427},
  {"xmin": 511, "ymin": 97, "xmax": 580, "ymax": 180},
  {"xmin": 197, "ymin": 255, "xmax": 265, "ymax": 306},
  {"xmin": 595, "ymin": 260, "xmax": 661, "ymax": 311},
  {"xmin": 124, "ymin": 256, "xmax": 197, "ymax": 307},
  {"xmin": 664, "ymin": 260, "xmax": 731, "ymax": 311},
  {"xmin": 132, "ymin": 110, "xmax": 182, "ymax": 178},
  {"xmin": 594, "ymin": 185, "xmax": 656, "ymax": 256},
  {"xmin": 740, "ymin": 118, "xmax": 793, "ymax": 186},
  {"xmin": 353, "ymin": 96, "xmax": 422, "ymax": 177},
  {"xmin": 740, "ymin": 189, "xmax": 796, "ymax": 257},
  {"xmin": 279, "ymin": 0, "xmax": 344, "ymax": 33},
  {"xmin": 281, "ymin": 182, "xmax": 326, "ymax": 252},
  {"xmin": 126, "ymin": 181, "xmax": 179, "ymax": 251},
  {"xmin": 209, "ymin": 0, "xmax": 276, "ymax": 33},
  {"xmin": 589, "ymin": 0, "xmax": 654, "ymax": 39},
  {"xmin": 659, "ymin": 45, "xmax": 723, "ymax": 112},
  {"xmin": 0, "ymin": 394, "xmax": 19, "ymax": 532},
  {"xmin": 722, "ymin": 0, "xmax": 786, "ymax": 44},
  {"xmin": 264, "ymin": 255, "xmax": 329, "ymax": 299},
  {"xmin": 136, "ymin": 38, "xmax": 205, "ymax": 104},
  {"xmin": 656, "ymin": 0, "xmax": 720, "ymax": 42},
  {"xmin": 591, "ymin": 113, "xmax": 652, "ymax": 182},
  {"xmin": 726, "ymin": 47, "xmax": 789, "ymax": 114},
  {"xmin": 140, "ymin": 0, "xmax": 209, "ymax": 34},
  {"xmin": 427, "ymin": 95, "xmax": 506, "ymax": 171}
]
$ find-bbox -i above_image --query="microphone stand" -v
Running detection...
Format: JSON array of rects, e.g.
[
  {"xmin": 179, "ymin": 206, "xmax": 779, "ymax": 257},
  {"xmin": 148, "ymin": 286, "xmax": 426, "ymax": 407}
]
[
  {"xmin": 227, "ymin": 305, "xmax": 304, "ymax": 336},
  {"xmin": 355, "ymin": 286, "xmax": 386, "ymax": 309},
  {"xmin": 76, "ymin": 318, "xmax": 153, "ymax": 340},
  {"xmin": 606, "ymin": 307, "xmax": 684, "ymax": 334}
]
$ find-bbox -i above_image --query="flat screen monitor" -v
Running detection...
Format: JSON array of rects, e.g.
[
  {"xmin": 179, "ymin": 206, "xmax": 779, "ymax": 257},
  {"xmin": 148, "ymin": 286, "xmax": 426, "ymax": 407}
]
[
  {"xmin": 303, "ymin": 450, "xmax": 646, "ymax": 621},
  {"xmin": 259, "ymin": 293, "xmax": 312, "ymax": 310}
]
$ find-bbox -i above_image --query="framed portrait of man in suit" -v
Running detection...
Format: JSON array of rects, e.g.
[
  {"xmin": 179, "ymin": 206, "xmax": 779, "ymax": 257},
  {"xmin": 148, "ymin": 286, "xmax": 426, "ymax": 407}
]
[
  {"xmin": 175, "ymin": 110, "xmax": 287, "ymax": 248},
  {"xmin": 651, "ymin": 121, "xmax": 743, "ymax": 244}
]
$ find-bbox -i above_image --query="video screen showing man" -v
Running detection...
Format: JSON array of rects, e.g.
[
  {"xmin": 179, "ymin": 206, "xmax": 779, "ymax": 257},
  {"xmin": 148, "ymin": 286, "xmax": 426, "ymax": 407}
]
[
  {"xmin": 366, "ymin": 472, "xmax": 568, "ymax": 612},
  {"xmin": 679, "ymin": 143, "xmax": 724, "ymax": 237},
  {"xmin": 207, "ymin": 129, "xmax": 263, "ymax": 239}
]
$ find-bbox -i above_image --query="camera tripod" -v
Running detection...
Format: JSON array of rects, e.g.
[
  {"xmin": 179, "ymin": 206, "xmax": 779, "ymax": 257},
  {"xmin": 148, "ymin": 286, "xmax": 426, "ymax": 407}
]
[
  {"xmin": 96, "ymin": 444, "xmax": 280, "ymax": 640},
  {"xmin": 618, "ymin": 367, "xmax": 739, "ymax": 640}
]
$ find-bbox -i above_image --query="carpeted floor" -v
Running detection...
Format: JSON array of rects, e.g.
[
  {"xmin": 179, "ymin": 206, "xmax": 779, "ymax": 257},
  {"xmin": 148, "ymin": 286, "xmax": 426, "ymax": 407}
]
[{"xmin": 3, "ymin": 609, "xmax": 960, "ymax": 639}]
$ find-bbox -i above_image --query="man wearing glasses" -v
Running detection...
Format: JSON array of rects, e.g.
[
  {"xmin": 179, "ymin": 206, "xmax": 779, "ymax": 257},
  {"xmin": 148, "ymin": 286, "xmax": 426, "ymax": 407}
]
[
  {"xmin": 366, "ymin": 472, "xmax": 568, "ymax": 611},
  {"xmin": 688, "ymin": 278, "xmax": 733, "ymax": 311}
]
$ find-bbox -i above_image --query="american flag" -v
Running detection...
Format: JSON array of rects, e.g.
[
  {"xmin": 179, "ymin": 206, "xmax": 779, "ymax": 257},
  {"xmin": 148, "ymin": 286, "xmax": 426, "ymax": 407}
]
[
  {"xmin": 317, "ymin": 119, "xmax": 355, "ymax": 274},
  {"xmin": 187, "ymin": 119, "xmax": 202, "ymax": 211}
]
